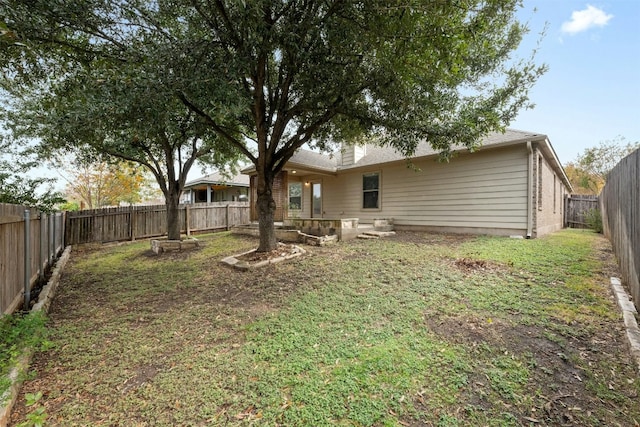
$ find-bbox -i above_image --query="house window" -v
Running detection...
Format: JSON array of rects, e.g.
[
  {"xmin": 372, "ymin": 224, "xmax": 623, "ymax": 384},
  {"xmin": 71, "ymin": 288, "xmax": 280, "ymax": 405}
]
[
  {"xmin": 288, "ymin": 182, "xmax": 302, "ymax": 210},
  {"xmin": 553, "ymin": 175, "xmax": 557, "ymax": 214},
  {"xmin": 195, "ymin": 189, "xmax": 208, "ymax": 203},
  {"xmin": 537, "ymin": 156, "xmax": 543, "ymax": 211},
  {"xmin": 363, "ymin": 172, "xmax": 380, "ymax": 209}
]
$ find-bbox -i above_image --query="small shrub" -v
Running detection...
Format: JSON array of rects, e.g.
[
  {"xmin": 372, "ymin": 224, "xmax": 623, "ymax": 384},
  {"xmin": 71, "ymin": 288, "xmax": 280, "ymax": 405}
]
[
  {"xmin": 585, "ymin": 208, "xmax": 603, "ymax": 233},
  {"xmin": 17, "ymin": 391, "xmax": 47, "ymax": 427}
]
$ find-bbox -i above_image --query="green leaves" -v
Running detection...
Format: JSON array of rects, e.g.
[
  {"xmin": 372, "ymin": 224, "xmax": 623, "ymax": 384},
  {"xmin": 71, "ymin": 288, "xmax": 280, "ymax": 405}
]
[
  {"xmin": 565, "ymin": 137, "xmax": 639, "ymax": 193},
  {"xmin": 2, "ymin": 0, "xmax": 546, "ymax": 246}
]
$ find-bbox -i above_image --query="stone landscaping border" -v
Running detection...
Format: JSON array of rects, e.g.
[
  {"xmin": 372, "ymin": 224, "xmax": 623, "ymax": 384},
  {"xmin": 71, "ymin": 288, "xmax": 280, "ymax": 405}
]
[
  {"xmin": 610, "ymin": 277, "xmax": 640, "ymax": 372},
  {"xmin": 221, "ymin": 245, "xmax": 306, "ymax": 270},
  {"xmin": 151, "ymin": 238, "xmax": 200, "ymax": 254},
  {"xmin": 0, "ymin": 246, "xmax": 72, "ymax": 427}
]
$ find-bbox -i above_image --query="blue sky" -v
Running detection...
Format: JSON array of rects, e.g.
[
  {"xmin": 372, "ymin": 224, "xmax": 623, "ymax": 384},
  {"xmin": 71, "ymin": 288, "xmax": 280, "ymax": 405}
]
[{"xmin": 511, "ymin": 0, "xmax": 640, "ymax": 165}]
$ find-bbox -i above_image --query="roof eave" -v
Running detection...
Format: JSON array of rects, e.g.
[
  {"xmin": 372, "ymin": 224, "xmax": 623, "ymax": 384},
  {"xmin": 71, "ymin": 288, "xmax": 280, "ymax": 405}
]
[
  {"xmin": 338, "ymin": 135, "xmax": 550, "ymax": 171},
  {"xmin": 241, "ymin": 162, "xmax": 337, "ymax": 176},
  {"xmin": 537, "ymin": 138, "xmax": 574, "ymax": 192}
]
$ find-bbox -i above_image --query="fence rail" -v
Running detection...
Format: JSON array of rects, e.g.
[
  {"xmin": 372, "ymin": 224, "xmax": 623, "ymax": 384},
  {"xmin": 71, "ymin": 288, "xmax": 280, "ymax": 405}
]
[
  {"xmin": 65, "ymin": 202, "xmax": 250, "ymax": 245},
  {"xmin": 600, "ymin": 148, "xmax": 640, "ymax": 306},
  {"xmin": 1, "ymin": 203, "xmax": 65, "ymax": 315},
  {"xmin": 565, "ymin": 194, "xmax": 599, "ymax": 228}
]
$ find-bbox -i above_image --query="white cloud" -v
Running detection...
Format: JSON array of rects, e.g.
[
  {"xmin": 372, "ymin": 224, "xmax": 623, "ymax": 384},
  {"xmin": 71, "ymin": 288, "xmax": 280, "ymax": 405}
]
[{"xmin": 561, "ymin": 5, "xmax": 613, "ymax": 35}]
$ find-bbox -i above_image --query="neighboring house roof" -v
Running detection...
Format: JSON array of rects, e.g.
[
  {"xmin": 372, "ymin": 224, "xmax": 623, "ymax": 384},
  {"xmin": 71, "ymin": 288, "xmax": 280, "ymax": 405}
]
[{"xmin": 184, "ymin": 172, "xmax": 250, "ymax": 189}]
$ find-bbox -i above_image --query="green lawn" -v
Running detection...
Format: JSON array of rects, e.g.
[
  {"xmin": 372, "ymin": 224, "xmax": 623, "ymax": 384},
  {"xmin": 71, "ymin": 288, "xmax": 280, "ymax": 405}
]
[{"xmin": 8, "ymin": 229, "xmax": 640, "ymax": 426}]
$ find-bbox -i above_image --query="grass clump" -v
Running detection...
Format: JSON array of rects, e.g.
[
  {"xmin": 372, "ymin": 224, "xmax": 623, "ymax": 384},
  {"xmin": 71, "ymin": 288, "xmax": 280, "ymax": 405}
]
[{"xmin": 0, "ymin": 311, "xmax": 50, "ymax": 402}]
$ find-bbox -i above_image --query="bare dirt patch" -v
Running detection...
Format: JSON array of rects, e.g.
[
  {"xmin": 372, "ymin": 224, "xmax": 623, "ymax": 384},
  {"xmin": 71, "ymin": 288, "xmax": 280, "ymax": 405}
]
[
  {"xmin": 390, "ymin": 230, "xmax": 475, "ymax": 246},
  {"xmin": 425, "ymin": 310, "xmax": 639, "ymax": 425},
  {"xmin": 453, "ymin": 257, "xmax": 507, "ymax": 275}
]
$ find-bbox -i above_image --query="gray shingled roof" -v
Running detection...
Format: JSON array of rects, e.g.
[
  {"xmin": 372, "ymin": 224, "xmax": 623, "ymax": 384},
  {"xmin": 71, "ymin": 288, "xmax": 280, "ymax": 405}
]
[
  {"xmin": 285, "ymin": 128, "xmax": 545, "ymax": 172},
  {"xmin": 287, "ymin": 148, "xmax": 338, "ymax": 171},
  {"xmin": 241, "ymin": 128, "xmax": 572, "ymax": 191}
]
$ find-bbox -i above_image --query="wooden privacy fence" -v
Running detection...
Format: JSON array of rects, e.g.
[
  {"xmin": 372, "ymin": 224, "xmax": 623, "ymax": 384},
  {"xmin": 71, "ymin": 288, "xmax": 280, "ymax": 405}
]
[
  {"xmin": 65, "ymin": 202, "xmax": 250, "ymax": 245},
  {"xmin": 0, "ymin": 203, "xmax": 65, "ymax": 315},
  {"xmin": 565, "ymin": 194, "xmax": 599, "ymax": 228},
  {"xmin": 600, "ymin": 148, "xmax": 640, "ymax": 306}
]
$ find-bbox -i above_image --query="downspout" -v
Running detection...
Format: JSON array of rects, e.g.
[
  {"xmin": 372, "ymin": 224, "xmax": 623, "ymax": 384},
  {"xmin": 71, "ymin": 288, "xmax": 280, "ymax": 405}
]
[{"xmin": 526, "ymin": 141, "xmax": 533, "ymax": 239}]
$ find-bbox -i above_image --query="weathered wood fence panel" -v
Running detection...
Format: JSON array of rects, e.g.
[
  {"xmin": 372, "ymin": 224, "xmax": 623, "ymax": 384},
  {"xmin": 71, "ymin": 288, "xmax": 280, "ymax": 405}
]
[
  {"xmin": 600, "ymin": 148, "xmax": 640, "ymax": 307},
  {"xmin": 1, "ymin": 203, "xmax": 65, "ymax": 314},
  {"xmin": 565, "ymin": 194, "xmax": 599, "ymax": 228},
  {"xmin": 188, "ymin": 204, "xmax": 250, "ymax": 232},
  {"xmin": 65, "ymin": 202, "xmax": 250, "ymax": 245}
]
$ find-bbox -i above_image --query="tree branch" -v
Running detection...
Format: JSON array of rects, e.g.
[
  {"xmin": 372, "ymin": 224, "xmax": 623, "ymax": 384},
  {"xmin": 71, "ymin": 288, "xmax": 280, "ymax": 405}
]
[{"xmin": 177, "ymin": 91, "xmax": 256, "ymax": 163}]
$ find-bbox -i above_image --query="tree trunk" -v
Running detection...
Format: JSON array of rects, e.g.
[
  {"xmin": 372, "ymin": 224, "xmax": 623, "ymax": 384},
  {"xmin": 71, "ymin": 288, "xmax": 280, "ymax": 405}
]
[
  {"xmin": 166, "ymin": 183, "xmax": 182, "ymax": 241},
  {"xmin": 256, "ymin": 171, "xmax": 278, "ymax": 252}
]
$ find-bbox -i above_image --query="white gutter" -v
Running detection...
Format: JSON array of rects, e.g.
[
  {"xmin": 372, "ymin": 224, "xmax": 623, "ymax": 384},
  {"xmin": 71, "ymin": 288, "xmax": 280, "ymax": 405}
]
[{"xmin": 526, "ymin": 141, "xmax": 533, "ymax": 239}]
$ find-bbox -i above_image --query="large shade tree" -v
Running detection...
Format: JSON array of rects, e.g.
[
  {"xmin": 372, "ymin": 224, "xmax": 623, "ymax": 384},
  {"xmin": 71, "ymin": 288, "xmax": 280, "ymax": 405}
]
[
  {"xmin": 2, "ymin": 0, "xmax": 546, "ymax": 251},
  {"xmin": 2, "ymin": 8, "xmax": 241, "ymax": 240}
]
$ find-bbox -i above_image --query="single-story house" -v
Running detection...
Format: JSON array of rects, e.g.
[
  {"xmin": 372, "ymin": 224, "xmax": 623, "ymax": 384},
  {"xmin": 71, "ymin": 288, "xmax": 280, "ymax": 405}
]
[
  {"xmin": 242, "ymin": 129, "xmax": 573, "ymax": 238},
  {"xmin": 181, "ymin": 172, "xmax": 250, "ymax": 204}
]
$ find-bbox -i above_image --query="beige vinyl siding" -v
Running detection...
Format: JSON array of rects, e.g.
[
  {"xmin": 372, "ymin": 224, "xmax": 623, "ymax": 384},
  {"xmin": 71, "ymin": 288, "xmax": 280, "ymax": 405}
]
[{"xmin": 321, "ymin": 145, "xmax": 529, "ymax": 231}]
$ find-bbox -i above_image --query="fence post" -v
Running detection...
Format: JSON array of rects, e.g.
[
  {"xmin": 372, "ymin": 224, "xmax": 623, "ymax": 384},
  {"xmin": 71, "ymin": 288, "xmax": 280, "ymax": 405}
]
[
  {"xmin": 93, "ymin": 210, "xmax": 102, "ymax": 243},
  {"xmin": 49, "ymin": 213, "xmax": 54, "ymax": 264},
  {"xmin": 24, "ymin": 209, "xmax": 31, "ymax": 311},
  {"xmin": 40, "ymin": 212, "xmax": 46, "ymax": 281},
  {"xmin": 130, "ymin": 205, "xmax": 136, "ymax": 241},
  {"xmin": 52, "ymin": 212, "xmax": 58, "ymax": 257},
  {"xmin": 185, "ymin": 205, "xmax": 191, "ymax": 237},
  {"xmin": 226, "ymin": 204, "xmax": 230, "ymax": 231},
  {"xmin": 62, "ymin": 211, "xmax": 66, "ymax": 248}
]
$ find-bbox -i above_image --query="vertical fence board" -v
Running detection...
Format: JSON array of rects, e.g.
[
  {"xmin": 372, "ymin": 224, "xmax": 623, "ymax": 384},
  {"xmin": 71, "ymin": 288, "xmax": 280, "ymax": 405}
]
[
  {"xmin": 64, "ymin": 203, "xmax": 250, "ymax": 245},
  {"xmin": 1, "ymin": 204, "xmax": 65, "ymax": 314},
  {"xmin": 601, "ymin": 148, "xmax": 640, "ymax": 308}
]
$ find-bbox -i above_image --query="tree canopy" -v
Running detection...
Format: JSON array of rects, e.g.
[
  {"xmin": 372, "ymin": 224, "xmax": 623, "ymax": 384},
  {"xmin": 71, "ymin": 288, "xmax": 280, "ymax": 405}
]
[
  {"xmin": 565, "ymin": 137, "xmax": 639, "ymax": 194},
  {"xmin": 62, "ymin": 160, "xmax": 157, "ymax": 209},
  {"xmin": 2, "ymin": 0, "xmax": 547, "ymax": 250},
  {"xmin": 0, "ymin": 138, "xmax": 65, "ymax": 212}
]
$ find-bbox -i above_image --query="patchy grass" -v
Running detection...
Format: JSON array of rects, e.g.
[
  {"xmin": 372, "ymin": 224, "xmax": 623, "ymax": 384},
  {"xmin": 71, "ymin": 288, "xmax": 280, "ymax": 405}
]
[
  {"xmin": 9, "ymin": 229, "xmax": 640, "ymax": 426},
  {"xmin": 0, "ymin": 311, "xmax": 50, "ymax": 403}
]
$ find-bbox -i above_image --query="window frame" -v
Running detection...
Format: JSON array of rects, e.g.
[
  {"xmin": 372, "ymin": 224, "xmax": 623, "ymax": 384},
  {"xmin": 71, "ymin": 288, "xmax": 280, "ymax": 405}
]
[
  {"xmin": 288, "ymin": 181, "xmax": 303, "ymax": 211},
  {"xmin": 362, "ymin": 171, "xmax": 381, "ymax": 210}
]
